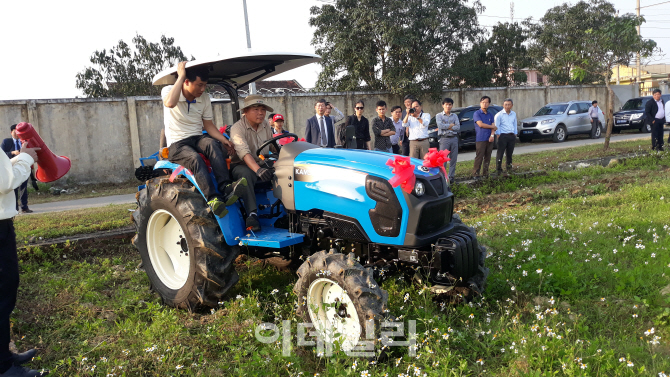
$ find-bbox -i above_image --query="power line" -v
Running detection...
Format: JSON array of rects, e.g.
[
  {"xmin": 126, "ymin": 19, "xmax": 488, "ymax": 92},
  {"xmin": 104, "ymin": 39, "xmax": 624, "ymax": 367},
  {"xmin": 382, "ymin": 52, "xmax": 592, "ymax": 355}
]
[{"xmin": 640, "ymin": 0, "xmax": 670, "ymax": 8}]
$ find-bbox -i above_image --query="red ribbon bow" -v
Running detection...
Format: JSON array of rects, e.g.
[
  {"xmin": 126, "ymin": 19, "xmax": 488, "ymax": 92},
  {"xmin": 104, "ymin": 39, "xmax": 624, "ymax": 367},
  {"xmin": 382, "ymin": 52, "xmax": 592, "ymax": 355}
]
[
  {"xmin": 422, "ymin": 148, "xmax": 450, "ymax": 177},
  {"xmin": 386, "ymin": 156, "xmax": 416, "ymax": 193}
]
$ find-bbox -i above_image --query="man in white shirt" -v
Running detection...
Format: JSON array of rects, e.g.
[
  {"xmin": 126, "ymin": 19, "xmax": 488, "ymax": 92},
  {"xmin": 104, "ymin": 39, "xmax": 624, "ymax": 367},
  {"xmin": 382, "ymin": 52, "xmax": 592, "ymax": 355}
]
[
  {"xmin": 494, "ymin": 99, "xmax": 518, "ymax": 175},
  {"xmin": 162, "ymin": 62, "xmax": 247, "ymax": 218},
  {"xmin": 1, "ymin": 146, "xmax": 47, "ymax": 377},
  {"xmin": 587, "ymin": 101, "xmax": 602, "ymax": 139},
  {"xmin": 403, "ymin": 99, "xmax": 431, "ymax": 159},
  {"xmin": 1, "ymin": 125, "xmax": 32, "ymax": 213}
]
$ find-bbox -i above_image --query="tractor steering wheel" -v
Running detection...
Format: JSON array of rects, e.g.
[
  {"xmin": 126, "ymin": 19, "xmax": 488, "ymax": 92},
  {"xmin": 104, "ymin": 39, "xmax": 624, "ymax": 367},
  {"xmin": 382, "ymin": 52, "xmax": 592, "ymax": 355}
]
[{"xmin": 255, "ymin": 133, "xmax": 299, "ymax": 158}]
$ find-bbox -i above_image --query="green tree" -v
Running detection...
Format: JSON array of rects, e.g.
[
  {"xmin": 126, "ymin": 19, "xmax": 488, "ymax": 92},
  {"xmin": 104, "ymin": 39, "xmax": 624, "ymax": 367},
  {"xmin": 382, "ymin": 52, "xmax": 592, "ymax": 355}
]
[
  {"xmin": 528, "ymin": 0, "xmax": 616, "ymax": 85},
  {"xmin": 76, "ymin": 34, "xmax": 192, "ymax": 98},
  {"xmin": 578, "ymin": 14, "xmax": 656, "ymax": 149},
  {"xmin": 486, "ymin": 22, "xmax": 533, "ymax": 87},
  {"xmin": 309, "ymin": 0, "xmax": 484, "ymax": 99},
  {"xmin": 449, "ymin": 40, "xmax": 494, "ymax": 88}
]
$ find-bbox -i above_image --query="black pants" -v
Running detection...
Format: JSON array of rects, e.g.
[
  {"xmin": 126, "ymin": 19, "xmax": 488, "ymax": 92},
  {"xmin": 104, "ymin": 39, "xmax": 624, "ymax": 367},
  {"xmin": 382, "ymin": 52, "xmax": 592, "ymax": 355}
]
[
  {"xmin": 168, "ymin": 134, "xmax": 231, "ymax": 201},
  {"xmin": 651, "ymin": 118, "xmax": 665, "ymax": 150},
  {"xmin": 402, "ymin": 139, "xmax": 410, "ymax": 156},
  {"xmin": 392, "ymin": 144, "xmax": 400, "ymax": 154},
  {"xmin": 0, "ymin": 219, "xmax": 19, "ymax": 372},
  {"xmin": 230, "ymin": 164, "xmax": 258, "ymax": 213},
  {"xmin": 14, "ymin": 180, "xmax": 28, "ymax": 211},
  {"xmin": 496, "ymin": 133, "xmax": 516, "ymax": 172},
  {"xmin": 473, "ymin": 140, "xmax": 494, "ymax": 177},
  {"xmin": 590, "ymin": 118, "xmax": 602, "ymax": 138}
]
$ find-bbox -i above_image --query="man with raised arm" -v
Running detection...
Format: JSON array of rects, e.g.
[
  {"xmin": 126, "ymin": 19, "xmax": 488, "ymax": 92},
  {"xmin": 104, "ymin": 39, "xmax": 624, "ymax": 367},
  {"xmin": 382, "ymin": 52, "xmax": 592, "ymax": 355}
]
[{"xmin": 162, "ymin": 61, "xmax": 247, "ymax": 218}]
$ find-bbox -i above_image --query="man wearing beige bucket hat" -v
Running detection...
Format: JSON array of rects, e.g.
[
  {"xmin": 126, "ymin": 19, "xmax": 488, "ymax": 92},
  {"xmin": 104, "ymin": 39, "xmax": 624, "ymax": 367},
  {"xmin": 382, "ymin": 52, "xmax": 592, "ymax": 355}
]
[{"xmin": 229, "ymin": 94, "xmax": 278, "ymax": 231}]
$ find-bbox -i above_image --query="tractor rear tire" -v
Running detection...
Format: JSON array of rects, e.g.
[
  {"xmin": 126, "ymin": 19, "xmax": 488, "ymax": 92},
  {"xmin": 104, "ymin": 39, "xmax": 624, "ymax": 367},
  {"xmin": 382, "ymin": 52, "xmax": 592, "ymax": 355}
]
[
  {"xmin": 132, "ymin": 177, "xmax": 239, "ymax": 310},
  {"xmin": 294, "ymin": 250, "xmax": 388, "ymax": 352}
]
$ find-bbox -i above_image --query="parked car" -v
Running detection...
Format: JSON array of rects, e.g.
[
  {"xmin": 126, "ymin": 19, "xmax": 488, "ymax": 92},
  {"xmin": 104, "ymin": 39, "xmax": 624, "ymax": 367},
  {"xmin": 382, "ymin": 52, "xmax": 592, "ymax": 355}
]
[
  {"xmin": 428, "ymin": 105, "xmax": 503, "ymax": 150},
  {"xmin": 519, "ymin": 101, "xmax": 605, "ymax": 143},
  {"xmin": 612, "ymin": 95, "xmax": 670, "ymax": 134}
]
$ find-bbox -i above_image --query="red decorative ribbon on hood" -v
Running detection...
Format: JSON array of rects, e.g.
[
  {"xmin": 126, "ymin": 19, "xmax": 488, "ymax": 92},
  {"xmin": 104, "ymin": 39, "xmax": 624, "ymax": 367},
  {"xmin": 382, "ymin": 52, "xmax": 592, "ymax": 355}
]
[
  {"xmin": 422, "ymin": 148, "xmax": 450, "ymax": 177},
  {"xmin": 386, "ymin": 156, "xmax": 416, "ymax": 193}
]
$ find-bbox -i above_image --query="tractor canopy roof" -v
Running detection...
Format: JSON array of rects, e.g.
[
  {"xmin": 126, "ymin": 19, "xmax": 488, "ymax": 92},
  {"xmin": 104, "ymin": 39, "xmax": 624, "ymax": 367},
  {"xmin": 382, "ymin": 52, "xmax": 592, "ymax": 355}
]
[{"xmin": 152, "ymin": 52, "xmax": 321, "ymax": 88}]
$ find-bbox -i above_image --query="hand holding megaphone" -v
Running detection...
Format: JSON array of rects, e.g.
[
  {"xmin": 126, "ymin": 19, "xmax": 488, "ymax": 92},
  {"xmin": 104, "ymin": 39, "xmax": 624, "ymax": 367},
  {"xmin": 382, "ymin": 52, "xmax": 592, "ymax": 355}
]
[
  {"xmin": 15, "ymin": 122, "xmax": 71, "ymax": 182},
  {"xmin": 20, "ymin": 143, "xmax": 41, "ymax": 162}
]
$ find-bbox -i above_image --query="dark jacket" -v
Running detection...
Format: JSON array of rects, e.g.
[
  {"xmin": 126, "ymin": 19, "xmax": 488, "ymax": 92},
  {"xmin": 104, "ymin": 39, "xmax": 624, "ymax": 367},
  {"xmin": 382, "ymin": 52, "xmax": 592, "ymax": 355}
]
[
  {"xmin": 305, "ymin": 115, "xmax": 336, "ymax": 148},
  {"xmin": 344, "ymin": 115, "xmax": 371, "ymax": 150},
  {"xmin": 1, "ymin": 138, "xmax": 19, "ymax": 159},
  {"xmin": 644, "ymin": 97, "xmax": 665, "ymax": 125}
]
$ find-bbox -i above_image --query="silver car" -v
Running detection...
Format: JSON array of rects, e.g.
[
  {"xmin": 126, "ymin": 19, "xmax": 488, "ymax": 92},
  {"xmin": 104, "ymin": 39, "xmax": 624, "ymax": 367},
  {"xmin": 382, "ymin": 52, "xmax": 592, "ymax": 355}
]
[{"xmin": 519, "ymin": 101, "xmax": 605, "ymax": 143}]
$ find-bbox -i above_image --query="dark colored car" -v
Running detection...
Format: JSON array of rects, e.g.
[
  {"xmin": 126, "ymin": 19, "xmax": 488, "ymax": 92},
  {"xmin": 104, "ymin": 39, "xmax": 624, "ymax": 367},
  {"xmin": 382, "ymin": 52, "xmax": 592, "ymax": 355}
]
[
  {"xmin": 428, "ymin": 105, "xmax": 503, "ymax": 150},
  {"xmin": 612, "ymin": 94, "xmax": 670, "ymax": 134}
]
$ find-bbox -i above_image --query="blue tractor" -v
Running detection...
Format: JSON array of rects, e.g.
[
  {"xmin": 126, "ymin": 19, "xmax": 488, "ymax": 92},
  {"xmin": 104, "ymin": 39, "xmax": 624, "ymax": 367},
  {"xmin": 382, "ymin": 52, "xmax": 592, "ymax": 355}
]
[{"xmin": 132, "ymin": 53, "xmax": 488, "ymax": 348}]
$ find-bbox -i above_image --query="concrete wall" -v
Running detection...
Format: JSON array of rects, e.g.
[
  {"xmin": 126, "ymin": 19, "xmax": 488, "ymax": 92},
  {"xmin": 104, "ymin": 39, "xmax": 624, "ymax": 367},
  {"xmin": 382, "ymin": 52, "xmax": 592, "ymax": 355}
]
[{"xmin": 0, "ymin": 85, "xmax": 622, "ymax": 184}]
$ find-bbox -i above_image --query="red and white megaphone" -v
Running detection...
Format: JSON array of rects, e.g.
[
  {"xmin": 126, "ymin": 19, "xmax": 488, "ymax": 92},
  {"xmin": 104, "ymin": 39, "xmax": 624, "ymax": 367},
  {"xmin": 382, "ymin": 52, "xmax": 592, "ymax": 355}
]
[{"xmin": 15, "ymin": 122, "xmax": 71, "ymax": 183}]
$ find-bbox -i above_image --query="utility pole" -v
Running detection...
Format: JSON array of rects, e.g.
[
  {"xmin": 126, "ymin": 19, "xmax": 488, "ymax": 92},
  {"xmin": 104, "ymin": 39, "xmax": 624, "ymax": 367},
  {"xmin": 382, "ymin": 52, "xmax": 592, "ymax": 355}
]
[
  {"xmin": 636, "ymin": 0, "xmax": 641, "ymax": 90},
  {"xmin": 243, "ymin": 0, "xmax": 257, "ymax": 94},
  {"xmin": 510, "ymin": 1, "xmax": 515, "ymax": 23}
]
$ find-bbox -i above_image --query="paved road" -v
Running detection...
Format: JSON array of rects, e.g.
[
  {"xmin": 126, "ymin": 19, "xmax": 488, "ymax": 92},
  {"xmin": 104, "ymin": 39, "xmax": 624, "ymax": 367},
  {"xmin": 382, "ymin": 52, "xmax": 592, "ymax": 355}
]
[
  {"xmin": 28, "ymin": 193, "xmax": 137, "ymax": 215},
  {"xmin": 24, "ymin": 130, "xmax": 667, "ymax": 215}
]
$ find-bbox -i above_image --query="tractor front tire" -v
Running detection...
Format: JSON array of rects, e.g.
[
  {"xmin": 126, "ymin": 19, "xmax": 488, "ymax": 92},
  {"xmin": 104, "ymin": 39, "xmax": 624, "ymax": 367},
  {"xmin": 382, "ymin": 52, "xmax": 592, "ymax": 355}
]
[
  {"xmin": 294, "ymin": 250, "xmax": 388, "ymax": 352},
  {"xmin": 132, "ymin": 177, "xmax": 239, "ymax": 310}
]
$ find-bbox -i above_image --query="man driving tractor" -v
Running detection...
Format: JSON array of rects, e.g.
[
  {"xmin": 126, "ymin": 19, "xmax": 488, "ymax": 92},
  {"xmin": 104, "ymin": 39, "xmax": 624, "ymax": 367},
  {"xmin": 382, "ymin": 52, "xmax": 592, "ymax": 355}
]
[
  {"xmin": 161, "ymin": 61, "xmax": 248, "ymax": 218},
  {"xmin": 229, "ymin": 94, "xmax": 277, "ymax": 232}
]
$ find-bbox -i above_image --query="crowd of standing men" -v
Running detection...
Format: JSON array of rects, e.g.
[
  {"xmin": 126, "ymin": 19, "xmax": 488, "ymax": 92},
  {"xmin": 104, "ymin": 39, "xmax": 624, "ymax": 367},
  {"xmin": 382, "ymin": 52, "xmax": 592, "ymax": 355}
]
[{"xmin": 291, "ymin": 94, "xmax": 519, "ymax": 183}]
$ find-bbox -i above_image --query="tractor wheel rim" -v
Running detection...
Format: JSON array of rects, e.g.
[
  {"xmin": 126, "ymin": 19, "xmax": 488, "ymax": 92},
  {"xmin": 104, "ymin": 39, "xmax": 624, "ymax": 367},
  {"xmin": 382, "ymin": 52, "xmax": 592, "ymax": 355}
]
[
  {"xmin": 146, "ymin": 209, "xmax": 190, "ymax": 290},
  {"xmin": 307, "ymin": 278, "xmax": 362, "ymax": 351}
]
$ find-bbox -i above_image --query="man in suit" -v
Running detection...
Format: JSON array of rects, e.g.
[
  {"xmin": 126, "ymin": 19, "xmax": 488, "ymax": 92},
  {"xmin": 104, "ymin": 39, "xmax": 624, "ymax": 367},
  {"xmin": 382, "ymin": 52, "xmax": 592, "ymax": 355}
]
[
  {"xmin": 1, "ymin": 125, "xmax": 32, "ymax": 213},
  {"xmin": 644, "ymin": 89, "xmax": 665, "ymax": 151},
  {"xmin": 305, "ymin": 99, "xmax": 336, "ymax": 148}
]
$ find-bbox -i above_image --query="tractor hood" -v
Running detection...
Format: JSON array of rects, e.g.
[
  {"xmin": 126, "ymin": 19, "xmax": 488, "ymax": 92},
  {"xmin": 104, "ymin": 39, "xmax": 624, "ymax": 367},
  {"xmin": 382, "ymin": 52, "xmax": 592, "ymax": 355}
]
[
  {"xmin": 293, "ymin": 147, "xmax": 441, "ymax": 181},
  {"xmin": 272, "ymin": 142, "xmax": 451, "ymax": 246}
]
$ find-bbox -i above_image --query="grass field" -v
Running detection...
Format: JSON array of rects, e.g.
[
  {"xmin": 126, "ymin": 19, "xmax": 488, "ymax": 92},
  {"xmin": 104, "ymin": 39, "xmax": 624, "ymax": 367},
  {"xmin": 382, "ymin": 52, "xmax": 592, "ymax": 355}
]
[
  {"xmin": 13, "ymin": 204, "xmax": 134, "ymax": 245},
  {"xmin": 9, "ymin": 150, "xmax": 670, "ymax": 376}
]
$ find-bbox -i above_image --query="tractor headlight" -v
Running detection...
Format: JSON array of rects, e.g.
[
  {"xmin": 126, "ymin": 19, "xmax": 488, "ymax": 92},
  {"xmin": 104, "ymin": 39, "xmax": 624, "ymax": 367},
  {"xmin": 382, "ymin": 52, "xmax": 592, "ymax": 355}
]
[{"xmin": 414, "ymin": 181, "xmax": 425, "ymax": 197}]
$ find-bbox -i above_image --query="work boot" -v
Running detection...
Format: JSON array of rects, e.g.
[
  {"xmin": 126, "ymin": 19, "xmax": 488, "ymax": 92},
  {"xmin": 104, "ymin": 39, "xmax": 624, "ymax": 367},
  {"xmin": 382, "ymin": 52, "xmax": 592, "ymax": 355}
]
[
  {"xmin": 207, "ymin": 197, "xmax": 229, "ymax": 218},
  {"xmin": 223, "ymin": 178, "xmax": 248, "ymax": 206},
  {"xmin": 0, "ymin": 365, "xmax": 48, "ymax": 377},
  {"xmin": 12, "ymin": 350, "xmax": 37, "ymax": 366},
  {"xmin": 246, "ymin": 214, "xmax": 261, "ymax": 232}
]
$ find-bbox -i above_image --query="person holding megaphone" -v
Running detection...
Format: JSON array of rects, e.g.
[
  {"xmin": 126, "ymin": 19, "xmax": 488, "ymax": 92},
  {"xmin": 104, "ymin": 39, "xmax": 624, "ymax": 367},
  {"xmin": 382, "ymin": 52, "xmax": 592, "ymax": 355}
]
[{"xmin": 0, "ymin": 143, "xmax": 47, "ymax": 377}]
